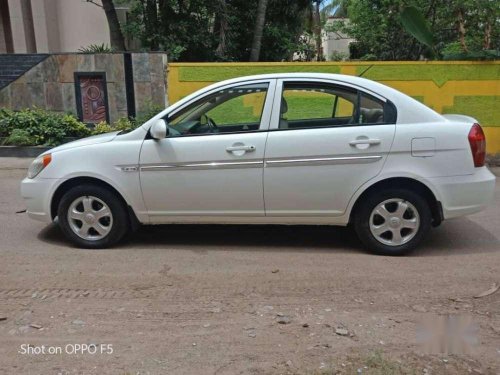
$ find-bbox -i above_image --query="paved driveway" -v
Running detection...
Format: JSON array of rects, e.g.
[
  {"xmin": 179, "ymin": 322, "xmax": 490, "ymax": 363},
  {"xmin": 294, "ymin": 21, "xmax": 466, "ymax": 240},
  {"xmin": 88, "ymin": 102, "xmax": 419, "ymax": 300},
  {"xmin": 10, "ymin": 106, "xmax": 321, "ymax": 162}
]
[{"xmin": 0, "ymin": 159, "xmax": 499, "ymax": 374}]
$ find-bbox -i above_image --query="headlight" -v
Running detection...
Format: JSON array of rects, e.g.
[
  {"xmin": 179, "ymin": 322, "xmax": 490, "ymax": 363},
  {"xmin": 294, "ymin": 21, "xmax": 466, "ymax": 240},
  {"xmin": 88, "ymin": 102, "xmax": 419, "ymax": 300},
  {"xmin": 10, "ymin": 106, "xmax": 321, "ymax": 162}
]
[{"xmin": 27, "ymin": 154, "xmax": 52, "ymax": 179}]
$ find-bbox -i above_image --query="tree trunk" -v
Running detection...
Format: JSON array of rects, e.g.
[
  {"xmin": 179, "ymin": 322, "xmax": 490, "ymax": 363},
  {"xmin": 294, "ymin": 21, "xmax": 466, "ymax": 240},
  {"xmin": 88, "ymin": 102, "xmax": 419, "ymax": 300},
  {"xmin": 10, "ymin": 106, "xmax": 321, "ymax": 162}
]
[
  {"xmin": 249, "ymin": 0, "xmax": 269, "ymax": 62},
  {"xmin": 483, "ymin": 22, "xmax": 491, "ymax": 50},
  {"xmin": 101, "ymin": 0, "xmax": 127, "ymax": 51},
  {"xmin": 456, "ymin": 8, "xmax": 468, "ymax": 53},
  {"xmin": 145, "ymin": 0, "xmax": 159, "ymax": 50},
  {"xmin": 215, "ymin": 0, "xmax": 228, "ymax": 59},
  {"xmin": 313, "ymin": 1, "xmax": 322, "ymax": 61}
]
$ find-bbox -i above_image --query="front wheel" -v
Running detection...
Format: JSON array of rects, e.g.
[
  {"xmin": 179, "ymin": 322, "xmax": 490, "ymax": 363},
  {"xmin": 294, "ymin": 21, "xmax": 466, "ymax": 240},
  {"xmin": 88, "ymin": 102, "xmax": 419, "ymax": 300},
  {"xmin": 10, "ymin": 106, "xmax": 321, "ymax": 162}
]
[
  {"xmin": 354, "ymin": 189, "xmax": 431, "ymax": 256},
  {"xmin": 57, "ymin": 184, "xmax": 129, "ymax": 249}
]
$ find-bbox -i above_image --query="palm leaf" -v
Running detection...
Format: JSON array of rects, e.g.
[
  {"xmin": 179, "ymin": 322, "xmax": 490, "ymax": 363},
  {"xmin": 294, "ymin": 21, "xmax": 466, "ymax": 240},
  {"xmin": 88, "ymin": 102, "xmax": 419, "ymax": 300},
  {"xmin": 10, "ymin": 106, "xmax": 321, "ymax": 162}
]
[{"xmin": 400, "ymin": 6, "xmax": 434, "ymax": 50}]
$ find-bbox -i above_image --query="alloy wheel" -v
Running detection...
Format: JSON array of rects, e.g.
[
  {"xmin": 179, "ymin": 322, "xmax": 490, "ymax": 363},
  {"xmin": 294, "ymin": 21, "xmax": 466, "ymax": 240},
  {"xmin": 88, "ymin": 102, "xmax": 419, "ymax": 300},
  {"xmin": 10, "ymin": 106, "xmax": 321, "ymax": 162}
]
[
  {"xmin": 369, "ymin": 198, "xmax": 420, "ymax": 246},
  {"xmin": 67, "ymin": 196, "xmax": 113, "ymax": 241}
]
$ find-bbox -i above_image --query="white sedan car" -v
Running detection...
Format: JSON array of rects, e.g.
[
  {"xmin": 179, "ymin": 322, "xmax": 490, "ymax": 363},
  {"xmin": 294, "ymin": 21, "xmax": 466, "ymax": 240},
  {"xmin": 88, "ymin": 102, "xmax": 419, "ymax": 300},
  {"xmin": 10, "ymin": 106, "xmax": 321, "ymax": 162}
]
[{"xmin": 21, "ymin": 73, "xmax": 495, "ymax": 255}]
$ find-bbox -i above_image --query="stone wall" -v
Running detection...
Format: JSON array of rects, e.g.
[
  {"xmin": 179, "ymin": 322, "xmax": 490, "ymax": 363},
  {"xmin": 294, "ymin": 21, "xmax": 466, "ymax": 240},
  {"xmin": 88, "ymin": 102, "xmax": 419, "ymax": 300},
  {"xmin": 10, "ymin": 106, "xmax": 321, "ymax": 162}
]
[{"xmin": 0, "ymin": 52, "xmax": 168, "ymax": 123}]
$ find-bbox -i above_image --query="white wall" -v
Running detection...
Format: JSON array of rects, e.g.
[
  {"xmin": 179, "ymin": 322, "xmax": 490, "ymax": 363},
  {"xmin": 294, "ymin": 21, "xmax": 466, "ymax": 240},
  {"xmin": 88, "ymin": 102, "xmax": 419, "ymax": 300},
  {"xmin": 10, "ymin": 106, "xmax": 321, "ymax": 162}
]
[
  {"xmin": 7, "ymin": 0, "xmax": 27, "ymax": 52},
  {"xmin": 322, "ymin": 17, "xmax": 354, "ymax": 60},
  {"xmin": 55, "ymin": 0, "xmax": 110, "ymax": 52}
]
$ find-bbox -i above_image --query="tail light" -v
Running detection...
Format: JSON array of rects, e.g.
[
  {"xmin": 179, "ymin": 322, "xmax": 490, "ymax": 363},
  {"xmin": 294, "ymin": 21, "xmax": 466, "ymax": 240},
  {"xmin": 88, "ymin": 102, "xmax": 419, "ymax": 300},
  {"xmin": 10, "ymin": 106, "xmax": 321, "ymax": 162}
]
[{"xmin": 468, "ymin": 123, "xmax": 486, "ymax": 167}]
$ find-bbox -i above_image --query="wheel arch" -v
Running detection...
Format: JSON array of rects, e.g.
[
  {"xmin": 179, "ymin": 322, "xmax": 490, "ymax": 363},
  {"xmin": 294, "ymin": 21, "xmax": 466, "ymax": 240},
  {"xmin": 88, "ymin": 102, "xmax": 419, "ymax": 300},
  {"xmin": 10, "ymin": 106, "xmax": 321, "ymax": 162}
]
[
  {"xmin": 349, "ymin": 177, "xmax": 443, "ymax": 227},
  {"xmin": 50, "ymin": 176, "xmax": 140, "ymax": 229}
]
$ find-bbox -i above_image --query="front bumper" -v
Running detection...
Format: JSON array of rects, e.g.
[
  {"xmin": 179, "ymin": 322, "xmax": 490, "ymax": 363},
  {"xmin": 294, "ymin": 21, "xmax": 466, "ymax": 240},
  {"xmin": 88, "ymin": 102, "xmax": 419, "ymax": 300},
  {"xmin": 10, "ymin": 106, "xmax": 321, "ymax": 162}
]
[
  {"xmin": 20, "ymin": 177, "xmax": 61, "ymax": 223},
  {"xmin": 428, "ymin": 167, "xmax": 496, "ymax": 219}
]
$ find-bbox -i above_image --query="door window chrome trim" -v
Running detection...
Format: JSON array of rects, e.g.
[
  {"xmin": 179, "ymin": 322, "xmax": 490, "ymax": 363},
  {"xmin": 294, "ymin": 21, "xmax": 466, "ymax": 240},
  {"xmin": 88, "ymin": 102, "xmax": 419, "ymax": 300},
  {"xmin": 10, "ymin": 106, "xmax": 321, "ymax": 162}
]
[
  {"xmin": 163, "ymin": 79, "xmax": 277, "ymax": 133},
  {"xmin": 140, "ymin": 155, "xmax": 382, "ymax": 171},
  {"xmin": 140, "ymin": 160, "xmax": 263, "ymax": 171}
]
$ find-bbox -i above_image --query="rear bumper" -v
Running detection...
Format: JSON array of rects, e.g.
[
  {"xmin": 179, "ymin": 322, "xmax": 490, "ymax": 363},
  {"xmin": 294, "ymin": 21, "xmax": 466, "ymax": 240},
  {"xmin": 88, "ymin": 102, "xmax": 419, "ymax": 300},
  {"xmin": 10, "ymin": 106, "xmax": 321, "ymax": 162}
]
[
  {"xmin": 20, "ymin": 177, "xmax": 60, "ymax": 223},
  {"xmin": 428, "ymin": 167, "xmax": 496, "ymax": 219}
]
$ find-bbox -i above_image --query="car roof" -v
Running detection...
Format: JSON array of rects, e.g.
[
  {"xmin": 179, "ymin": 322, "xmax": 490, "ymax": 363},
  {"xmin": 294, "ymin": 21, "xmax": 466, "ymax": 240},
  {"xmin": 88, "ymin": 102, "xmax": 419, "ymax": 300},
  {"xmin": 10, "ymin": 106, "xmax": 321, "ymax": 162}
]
[{"xmin": 207, "ymin": 73, "xmax": 388, "ymax": 93}]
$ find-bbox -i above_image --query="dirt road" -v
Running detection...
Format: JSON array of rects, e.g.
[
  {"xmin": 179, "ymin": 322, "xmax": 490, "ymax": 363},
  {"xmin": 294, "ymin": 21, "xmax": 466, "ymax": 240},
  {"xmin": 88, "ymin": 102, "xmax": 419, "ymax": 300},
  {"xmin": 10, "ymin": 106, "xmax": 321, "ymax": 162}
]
[{"xmin": 0, "ymin": 160, "xmax": 499, "ymax": 374}]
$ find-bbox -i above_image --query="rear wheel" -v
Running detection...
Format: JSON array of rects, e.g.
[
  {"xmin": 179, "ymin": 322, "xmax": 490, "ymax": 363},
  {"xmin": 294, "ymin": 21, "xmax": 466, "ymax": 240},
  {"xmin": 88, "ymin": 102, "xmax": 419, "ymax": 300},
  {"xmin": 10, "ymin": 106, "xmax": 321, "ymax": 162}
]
[
  {"xmin": 354, "ymin": 188, "xmax": 431, "ymax": 255},
  {"xmin": 57, "ymin": 184, "xmax": 129, "ymax": 248}
]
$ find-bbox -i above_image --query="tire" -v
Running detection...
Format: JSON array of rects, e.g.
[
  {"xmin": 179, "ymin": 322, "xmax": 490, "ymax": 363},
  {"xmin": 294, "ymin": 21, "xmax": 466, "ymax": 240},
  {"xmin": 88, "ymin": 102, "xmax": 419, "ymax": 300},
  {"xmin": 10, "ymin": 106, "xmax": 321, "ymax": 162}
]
[
  {"xmin": 57, "ymin": 184, "xmax": 130, "ymax": 249},
  {"xmin": 353, "ymin": 188, "xmax": 432, "ymax": 256}
]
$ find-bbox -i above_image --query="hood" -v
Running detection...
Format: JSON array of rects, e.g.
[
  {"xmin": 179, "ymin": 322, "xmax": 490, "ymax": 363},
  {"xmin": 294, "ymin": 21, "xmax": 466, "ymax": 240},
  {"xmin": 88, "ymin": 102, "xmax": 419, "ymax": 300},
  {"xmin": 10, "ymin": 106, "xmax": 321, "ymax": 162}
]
[{"xmin": 41, "ymin": 131, "xmax": 120, "ymax": 155}]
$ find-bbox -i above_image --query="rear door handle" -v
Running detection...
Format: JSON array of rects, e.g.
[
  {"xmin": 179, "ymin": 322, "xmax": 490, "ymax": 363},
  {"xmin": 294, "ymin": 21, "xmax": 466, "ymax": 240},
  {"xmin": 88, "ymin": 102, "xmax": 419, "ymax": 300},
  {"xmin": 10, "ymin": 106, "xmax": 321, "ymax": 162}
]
[
  {"xmin": 226, "ymin": 145, "xmax": 256, "ymax": 152},
  {"xmin": 349, "ymin": 138, "xmax": 381, "ymax": 146}
]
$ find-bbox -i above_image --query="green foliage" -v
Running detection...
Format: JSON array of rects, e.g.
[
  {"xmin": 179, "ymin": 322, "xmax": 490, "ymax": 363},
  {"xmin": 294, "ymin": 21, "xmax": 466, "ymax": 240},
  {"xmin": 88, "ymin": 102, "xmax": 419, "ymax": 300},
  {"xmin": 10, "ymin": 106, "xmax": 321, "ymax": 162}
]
[
  {"xmin": 91, "ymin": 121, "xmax": 115, "ymax": 135},
  {"xmin": 90, "ymin": 118, "xmax": 137, "ymax": 135},
  {"xmin": 328, "ymin": 50, "xmax": 349, "ymax": 61},
  {"xmin": 134, "ymin": 101, "xmax": 164, "ymax": 125},
  {"xmin": 359, "ymin": 53, "xmax": 377, "ymax": 61},
  {"xmin": 0, "ymin": 106, "xmax": 157, "ymax": 146},
  {"xmin": 5, "ymin": 129, "xmax": 34, "ymax": 146},
  {"xmin": 400, "ymin": 6, "xmax": 435, "ymax": 55},
  {"xmin": 121, "ymin": 0, "xmax": 311, "ymax": 62},
  {"xmin": 79, "ymin": 43, "xmax": 114, "ymax": 53},
  {"xmin": 336, "ymin": 0, "xmax": 499, "ymax": 60},
  {"xmin": 0, "ymin": 108, "xmax": 14, "ymax": 137},
  {"xmin": 0, "ymin": 108, "xmax": 90, "ymax": 146},
  {"xmin": 78, "ymin": 43, "xmax": 114, "ymax": 53}
]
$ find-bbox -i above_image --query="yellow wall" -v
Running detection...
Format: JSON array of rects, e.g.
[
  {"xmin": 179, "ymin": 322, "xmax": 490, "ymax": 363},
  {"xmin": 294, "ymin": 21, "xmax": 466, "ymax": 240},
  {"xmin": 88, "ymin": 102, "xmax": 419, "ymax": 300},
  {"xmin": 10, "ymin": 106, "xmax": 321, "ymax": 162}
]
[{"xmin": 168, "ymin": 61, "xmax": 500, "ymax": 154}]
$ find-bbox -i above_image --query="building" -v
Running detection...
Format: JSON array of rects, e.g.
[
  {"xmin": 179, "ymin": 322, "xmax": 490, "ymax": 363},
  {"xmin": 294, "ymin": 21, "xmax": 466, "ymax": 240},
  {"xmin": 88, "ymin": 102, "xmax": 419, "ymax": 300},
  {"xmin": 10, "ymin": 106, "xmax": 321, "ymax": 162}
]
[
  {"xmin": 0, "ymin": 0, "xmax": 129, "ymax": 54},
  {"xmin": 322, "ymin": 17, "xmax": 354, "ymax": 61}
]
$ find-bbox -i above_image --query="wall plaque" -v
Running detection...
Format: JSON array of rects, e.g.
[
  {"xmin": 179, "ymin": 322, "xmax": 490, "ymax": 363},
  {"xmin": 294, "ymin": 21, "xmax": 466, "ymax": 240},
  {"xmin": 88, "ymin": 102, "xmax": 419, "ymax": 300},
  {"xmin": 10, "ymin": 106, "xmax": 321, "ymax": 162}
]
[{"xmin": 74, "ymin": 72, "xmax": 110, "ymax": 124}]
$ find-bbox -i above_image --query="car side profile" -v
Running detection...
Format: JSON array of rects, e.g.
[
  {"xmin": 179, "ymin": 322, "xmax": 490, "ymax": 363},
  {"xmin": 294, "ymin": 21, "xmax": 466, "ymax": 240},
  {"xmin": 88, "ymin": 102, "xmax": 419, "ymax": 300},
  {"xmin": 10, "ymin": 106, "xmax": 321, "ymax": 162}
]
[{"xmin": 21, "ymin": 73, "xmax": 495, "ymax": 255}]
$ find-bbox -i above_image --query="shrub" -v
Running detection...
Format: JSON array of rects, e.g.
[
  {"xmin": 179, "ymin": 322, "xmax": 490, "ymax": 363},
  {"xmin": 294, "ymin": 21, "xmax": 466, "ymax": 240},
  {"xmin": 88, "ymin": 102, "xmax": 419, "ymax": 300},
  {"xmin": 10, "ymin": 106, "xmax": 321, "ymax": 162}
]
[
  {"xmin": 91, "ymin": 117, "xmax": 137, "ymax": 135},
  {"xmin": 113, "ymin": 117, "xmax": 135, "ymax": 132},
  {"xmin": 78, "ymin": 43, "xmax": 114, "ymax": 53},
  {"xmin": 360, "ymin": 53, "xmax": 377, "ymax": 61},
  {"xmin": 0, "ymin": 108, "xmax": 90, "ymax": 146},
  {"xmin": 5, "ymin": 129, "xmax": 34, "ymax": 146},
  {"xmin": 91, "ymin": 121, "xmax": 115, "ymax": 135},
  {"xmin": 0, "ymin": 107, "xmax": 160, "ymax": 146},
  {"xmin": 134, "ymin": 101, "xmax": 164, "ymax": 126},
  {"xmin": 328, "ymin": 50, "xmax": 349, "ymax": 62},
  {"xmin": 0, "ymin": 108, "xmax": 14, "ymax": 137}
]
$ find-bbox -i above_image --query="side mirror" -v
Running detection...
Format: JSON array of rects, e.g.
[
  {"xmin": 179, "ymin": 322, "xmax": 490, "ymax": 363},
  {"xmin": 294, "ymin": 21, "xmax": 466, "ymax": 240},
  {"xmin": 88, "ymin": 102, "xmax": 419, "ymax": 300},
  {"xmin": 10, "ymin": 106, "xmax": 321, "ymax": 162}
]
[{"xmin": 150, "ymin": 119, "xmax": 168, "ymax": 140}]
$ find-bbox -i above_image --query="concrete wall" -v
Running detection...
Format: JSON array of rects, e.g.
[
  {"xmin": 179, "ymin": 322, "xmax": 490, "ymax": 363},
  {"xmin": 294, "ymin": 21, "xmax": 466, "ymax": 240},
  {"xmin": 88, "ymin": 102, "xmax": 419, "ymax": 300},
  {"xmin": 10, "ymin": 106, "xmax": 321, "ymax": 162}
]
[
  {"xmin": 322, "ymin": 18, "xmax": 354, "ymax": 60},
  {"xmin": 168, "ymin": 61, "xmax": 500, "ymax": 154},
  {"xmin": 0, "ymin": 53, "xmax": 168, "ymax": 123},
  {"xmin": 1, "ymin": 0, "xmax": 111, "ymax": 53},
  {"xmin": 52, "ymin": 0, "xmax": 110, "ymax": 53}
]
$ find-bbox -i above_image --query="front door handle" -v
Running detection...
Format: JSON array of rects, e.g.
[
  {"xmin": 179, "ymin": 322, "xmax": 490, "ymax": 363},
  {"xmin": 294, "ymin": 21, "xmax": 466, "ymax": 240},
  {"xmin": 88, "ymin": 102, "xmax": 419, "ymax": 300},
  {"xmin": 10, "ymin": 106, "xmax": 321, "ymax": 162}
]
[
  {"xmin": 349, "ymin": 138, "xmax": 381, "ymax": 146},
  {"xmin": 226, "ymin": 145, "xmax": 256, "ymax": 152}
]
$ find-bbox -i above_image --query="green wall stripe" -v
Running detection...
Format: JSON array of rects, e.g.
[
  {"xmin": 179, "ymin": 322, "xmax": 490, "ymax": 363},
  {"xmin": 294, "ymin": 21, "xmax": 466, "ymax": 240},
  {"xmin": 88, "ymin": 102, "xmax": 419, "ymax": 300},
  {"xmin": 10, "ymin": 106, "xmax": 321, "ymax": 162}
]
[
  {"xmin": 356, "ymin": 64, "xmax": 500, "ymax": 87},
  {"xmin": 179, "ymin": 65, "xmax": 341, "ymax": 82},
  {"xmin": 443, "ymin": 96, "xmax": 499, "ymax": 127}
]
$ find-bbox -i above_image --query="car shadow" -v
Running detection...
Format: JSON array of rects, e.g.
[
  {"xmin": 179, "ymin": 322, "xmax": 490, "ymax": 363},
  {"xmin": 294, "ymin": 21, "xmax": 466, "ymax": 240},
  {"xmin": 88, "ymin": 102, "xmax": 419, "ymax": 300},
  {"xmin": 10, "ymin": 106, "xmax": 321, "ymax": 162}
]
[
  {"xmin": 416, "ymin": 218, "xmax": 500, "ymax": 256},
  {"xmin": 38, "ymin": 217, "xmax": 500, "ymax": 256}
]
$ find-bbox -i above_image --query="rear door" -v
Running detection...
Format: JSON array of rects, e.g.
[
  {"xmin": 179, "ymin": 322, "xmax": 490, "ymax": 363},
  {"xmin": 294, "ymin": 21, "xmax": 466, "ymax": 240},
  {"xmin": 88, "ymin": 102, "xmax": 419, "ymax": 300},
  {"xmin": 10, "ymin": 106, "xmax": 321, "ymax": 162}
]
[{"xmin": 263, "ymin": 79, "xmax": 396, "ymax": 217}]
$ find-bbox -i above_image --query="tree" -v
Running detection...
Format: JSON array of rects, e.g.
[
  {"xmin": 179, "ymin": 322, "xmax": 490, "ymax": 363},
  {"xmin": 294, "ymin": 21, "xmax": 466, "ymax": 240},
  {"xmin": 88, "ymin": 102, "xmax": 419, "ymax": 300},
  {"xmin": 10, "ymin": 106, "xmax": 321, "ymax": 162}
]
[
  {"xmin": 122, "ymin": 0, "xmax": 312, "ymax": 61},
  {"xmin": 332, "ymin": 0, "xmax": 499, "ymax": 60},
  {"xmin": 249, "ymin": 0, "xmax": 269, "ymax": 61},
  {"xmin": 101, "ymin": 0, "xmax": 127, "ymax": 51}
]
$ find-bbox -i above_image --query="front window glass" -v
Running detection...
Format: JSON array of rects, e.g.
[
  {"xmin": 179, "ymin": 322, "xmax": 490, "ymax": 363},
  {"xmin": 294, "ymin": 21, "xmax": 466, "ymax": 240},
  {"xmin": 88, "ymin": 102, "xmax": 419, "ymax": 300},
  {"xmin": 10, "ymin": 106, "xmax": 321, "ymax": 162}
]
[{"xmin": 168, "ymin": 83, "xmax": 268, "ymax": 136}]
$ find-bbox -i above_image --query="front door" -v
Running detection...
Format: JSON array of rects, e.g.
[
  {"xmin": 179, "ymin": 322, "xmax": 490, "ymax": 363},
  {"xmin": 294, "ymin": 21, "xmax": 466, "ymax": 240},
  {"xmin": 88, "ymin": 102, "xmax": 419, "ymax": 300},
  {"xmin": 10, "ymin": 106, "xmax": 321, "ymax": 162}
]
[
  {"xmin": 263, "ymin": 79, "xmax": 396, "ymax": 217},
  {"xmin": 140, "ymin": 80, "xmax": 275, "ymax": 222}
]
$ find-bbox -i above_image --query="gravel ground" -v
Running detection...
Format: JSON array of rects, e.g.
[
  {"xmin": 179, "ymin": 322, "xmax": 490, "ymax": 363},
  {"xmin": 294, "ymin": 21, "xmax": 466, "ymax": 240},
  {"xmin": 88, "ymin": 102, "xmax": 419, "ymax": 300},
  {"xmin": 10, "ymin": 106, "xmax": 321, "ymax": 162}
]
[{"xmin": 0, "ymin": 159, "xmax": 499, "ymax": 374}]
